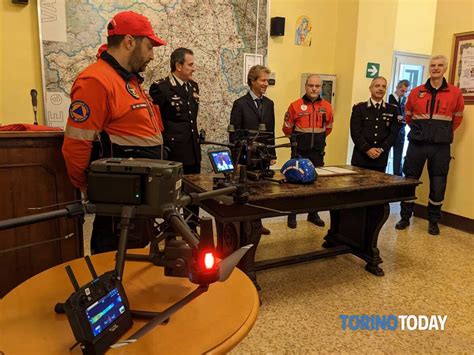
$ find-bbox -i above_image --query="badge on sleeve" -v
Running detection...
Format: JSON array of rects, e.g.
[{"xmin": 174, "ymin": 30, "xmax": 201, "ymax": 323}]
[
  {"xmin": 69, "ymin": 101, "xmax": 90, "ymax": 123},
  {"xmin": 126, "ymin": 82, "xmax": 140, "ymax": 99}
]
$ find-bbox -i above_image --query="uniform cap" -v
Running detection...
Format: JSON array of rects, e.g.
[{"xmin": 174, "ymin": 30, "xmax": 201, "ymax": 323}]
[{"xmin": 107, "ymin": 11, "xmax": 166, "ymax": 47}]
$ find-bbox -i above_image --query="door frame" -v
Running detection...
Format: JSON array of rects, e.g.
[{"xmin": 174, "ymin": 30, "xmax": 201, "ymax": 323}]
[{"xmin": 389, "ymin": 51, "xmax": 431, "ymax": 94}]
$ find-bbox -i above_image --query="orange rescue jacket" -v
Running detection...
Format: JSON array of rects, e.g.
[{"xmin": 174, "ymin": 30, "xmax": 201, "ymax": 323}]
[
  {"xmin": 62, "ymin": 56, "xmax": 163, "ymax": 188},
  {"xmin": 283, "ymin": 97, "xmax": 334, "ymax": 136},
  {"xmin": 405, "ymin": 78, "xmax": 463, "ymax": 144}
]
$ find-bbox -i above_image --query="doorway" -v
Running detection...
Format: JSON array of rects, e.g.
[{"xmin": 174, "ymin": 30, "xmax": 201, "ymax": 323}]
[{"xmin": 386, "ymin": 52, "xmax": 430, "ymax": 174}]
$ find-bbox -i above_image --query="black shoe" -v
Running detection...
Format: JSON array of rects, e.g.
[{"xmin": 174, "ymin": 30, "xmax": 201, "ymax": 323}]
[
  {"xmin": 395, "ymin": 218, "xmax": 410, "ymax": 230},
  {"xmin": 261, "ymin": 226, "xmax": 271, "ymax": 235},
  {"xmin": 307, "ymin": 213, "xmax": 325, "ymax": 227},
  {"xmin": 428, "ymin": 222, "xmax": 440, "ymax": 235},
  {"xmin": 287, "ymin": 215, "xmax": 297, "ymax": 229}
]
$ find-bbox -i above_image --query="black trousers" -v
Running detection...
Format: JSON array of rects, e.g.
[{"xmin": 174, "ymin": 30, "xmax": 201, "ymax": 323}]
[
  {"xmin": 294, "ymin": 149, "xmax": 324, "ymax": 167},
  {"xmin": 91, "ymin": 216, "xmax": 155, "ymax": 254},
  {"xmin": 400, "ymin": 142, "xmax": 450, "ymax": 223},
  {"xmin": 183, "ymin": 164, "xmax": 201, "ymax": 228},
  {"xmin": 392, "ymin": 125, "xmax": 406, "ymax": 176},
  {"xmin": 351, "ymin": 163, "xmax": 387, "ymax": 173},
  {"xmin": 288, "ymin": 149, "xmax": 324, "ymax": 222}
]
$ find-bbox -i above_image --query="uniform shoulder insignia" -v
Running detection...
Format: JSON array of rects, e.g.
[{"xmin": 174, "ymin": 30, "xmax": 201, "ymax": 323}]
[
  {"xmin": 69, "ymin": 101, "xmax": 91, "ymax": 123},
  {"xmin": 153, "ymin": 78, "xmax": 167, "ymax": 85}
]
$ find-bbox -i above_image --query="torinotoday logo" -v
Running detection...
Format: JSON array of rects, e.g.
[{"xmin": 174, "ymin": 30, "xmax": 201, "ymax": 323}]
[{"xmin": 339, "ymin": 314, "xmax": 448, "ymax": 331}]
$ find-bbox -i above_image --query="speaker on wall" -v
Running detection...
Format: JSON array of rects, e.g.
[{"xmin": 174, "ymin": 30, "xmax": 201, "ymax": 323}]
[
  {"xmin": 270, "ymin": 17, "xmax": 285, "ymax": 37},
  {"xmin": 12, "ymin": 0, "xmax": 29, "ymax": 4}
]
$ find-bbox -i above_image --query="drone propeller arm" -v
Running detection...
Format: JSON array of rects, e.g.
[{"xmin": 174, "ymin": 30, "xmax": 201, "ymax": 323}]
[
  {"xmin": 165, "ymin": 210, "xmax": 200, "ymax": 248},
  {"xmin": 110, "ymin": 244, "xmax": 254, "ymax": 348},
  {"xmin": 110, "ymin": 285, "xmax": 208, "ymax": 348},
  {"xmin": 0, "ymin": 203, "xmax": 84, "ymax": 231},
  {"xmin": 200, "ymin": 140, "xmax": 235, "ymax": 148},
  {"xmin": 177, "ymin": 186, "xmax": 238, "ymax": 207},
  {"xmin": 267, "ymin": 142, "xmax": 296, "ymax": 149}
]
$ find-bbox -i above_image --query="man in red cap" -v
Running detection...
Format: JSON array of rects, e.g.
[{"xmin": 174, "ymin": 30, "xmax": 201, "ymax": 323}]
[{"xmin": 62, "ymin": 11, "xmax": 166, "ymax": 254}]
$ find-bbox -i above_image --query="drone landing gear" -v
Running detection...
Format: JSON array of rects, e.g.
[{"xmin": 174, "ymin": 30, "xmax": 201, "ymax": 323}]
[
  {"xmin": 110, "ymin": 285, "xmax": 208, "ymax": 348},
  {"xmin": 55, "ymin": 205, "xmax": 208, "ymax": 349},
  {"xmin": 246, "ymin": 170, "xmax": 284, "ymax": 184},
  {"xmin": 213, "ymin": 173, "xmax": 235, "ymax": 189}
]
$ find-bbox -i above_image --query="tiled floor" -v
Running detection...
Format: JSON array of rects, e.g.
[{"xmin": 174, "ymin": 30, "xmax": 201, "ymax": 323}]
[
  {"xmin": 83, "ymin": 205, "xmax": 474, "ymax": 353},
  {"xmin": 233, "ymin": 209, "xmax": 474, "ymax": 353}
]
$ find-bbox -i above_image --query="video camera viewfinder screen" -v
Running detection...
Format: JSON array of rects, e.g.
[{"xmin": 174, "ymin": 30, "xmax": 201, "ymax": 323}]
[{"xmin": 208, "ymin": 150, "xmax": 235, "ymax": 173}]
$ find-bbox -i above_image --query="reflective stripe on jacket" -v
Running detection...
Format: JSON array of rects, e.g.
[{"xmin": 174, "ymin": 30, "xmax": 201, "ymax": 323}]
[
  {"xmin": 62, "ymin": 57, "xmax": 163, "ymax": 188},
  {"xmin": 283, "ymin": 96, "xmax": 333, "ymax": 151},
  {"xmin": 405, "ymin": 78, "xmax": 463, "ymax": 144}
]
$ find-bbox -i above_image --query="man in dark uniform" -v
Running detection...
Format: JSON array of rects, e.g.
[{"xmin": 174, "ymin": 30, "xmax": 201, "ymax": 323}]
[
  {"xmin": 230, "ymin": 65, "xmax": 276, "ymax": 235},
  {"xmin": 150, "ymin": 47, "xmax": 201, "ymax": 174},
  {"xmin": 389, "ymin": 79, "xmax": 410, "ymax": 176},
  {"xmin": 350, "ymin": 76, "xmax": 400, "ymax": 172},
  {"xmin": 150, "ymin": 48, "xmax": 200, "ymax": 227},
  {"xmin": 395, "ymin": 55, "xmax": 464, "ymax": 236}
]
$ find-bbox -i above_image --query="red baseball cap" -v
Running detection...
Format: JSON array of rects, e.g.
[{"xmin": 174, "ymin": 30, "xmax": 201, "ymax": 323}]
[{"xmin": 107, "ymin": 11, "xmax": 166, "ymax": 47}]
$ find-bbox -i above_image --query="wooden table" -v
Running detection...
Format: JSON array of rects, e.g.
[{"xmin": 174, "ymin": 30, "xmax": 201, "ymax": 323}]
[
  {"xmin": 0, "ymin": 249, "xmax": 259, "ymax": 354},
  {"xmin": 184, "ymin": 166, "xmax": 420, "ymax": 288}
]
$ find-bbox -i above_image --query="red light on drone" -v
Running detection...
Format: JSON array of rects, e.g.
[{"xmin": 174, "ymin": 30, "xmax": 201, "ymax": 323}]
[{"xmin": 204, "ymin": 252, "xmax": 215, "ymax": 270}]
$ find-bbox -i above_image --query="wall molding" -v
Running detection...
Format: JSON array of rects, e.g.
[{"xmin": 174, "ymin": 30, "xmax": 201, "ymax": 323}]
[{"xmin": 414, "ymin": 203, "xmax": 474, "ymax": 234}]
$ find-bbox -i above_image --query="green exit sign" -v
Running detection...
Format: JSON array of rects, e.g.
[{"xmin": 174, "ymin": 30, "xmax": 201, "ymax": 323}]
[{"xmin": 366, "ymin": 62, "xmax": 380, "ymax": 78}]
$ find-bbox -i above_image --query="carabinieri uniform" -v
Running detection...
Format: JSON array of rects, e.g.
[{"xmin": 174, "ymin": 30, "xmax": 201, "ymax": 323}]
[{"xmin": 350, "ymin": 99, "xmax": 400, "ymax": 172}]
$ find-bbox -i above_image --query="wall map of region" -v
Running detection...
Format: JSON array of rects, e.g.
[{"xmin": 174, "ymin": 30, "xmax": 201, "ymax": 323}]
[{"xmin": 40, "ymin": 0, "xmax": 268, "ymax": 149}]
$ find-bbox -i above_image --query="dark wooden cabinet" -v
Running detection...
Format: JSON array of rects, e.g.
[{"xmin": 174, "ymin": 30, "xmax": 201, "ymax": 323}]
[{"xmin": 0, "ymin": 132, "xmax": 83, "ymax": 297}]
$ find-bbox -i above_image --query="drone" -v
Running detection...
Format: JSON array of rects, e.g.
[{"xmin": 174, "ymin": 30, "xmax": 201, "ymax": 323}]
[
  {"xmin": 200, "ymin": 124, "xmax": 296, "ymax": 183},
  {"xmin": 0, "ymin": 157, "xmax": 253, "ymax": 354}
]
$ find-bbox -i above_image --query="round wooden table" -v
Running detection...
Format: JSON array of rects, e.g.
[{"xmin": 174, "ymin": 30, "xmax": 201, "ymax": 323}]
[{"xmin": 0, "ymin": 250, "xmax": 259, "ymax": 354}]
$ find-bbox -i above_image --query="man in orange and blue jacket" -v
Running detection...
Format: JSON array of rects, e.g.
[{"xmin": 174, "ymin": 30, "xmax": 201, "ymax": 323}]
[
  {"xmin": 62, "ymin": 11, "xmax": 166, "ymax": 253},
  {"xmin": 283, "ymin": 74, "xmax": 334, "ymax": 229},
  {"xmin": 395, "ymin": 55, "xmax": 464, "ymax": 236}
]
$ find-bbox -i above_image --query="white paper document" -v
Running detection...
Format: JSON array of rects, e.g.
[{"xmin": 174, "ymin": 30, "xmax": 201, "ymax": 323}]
[
  {"xmin": 322, "ymin": 167, "xmax": 356, "ymax": 174},
  {"xmin": 316, "ymin": 166, "xmax": 357, "ymax": 176}
]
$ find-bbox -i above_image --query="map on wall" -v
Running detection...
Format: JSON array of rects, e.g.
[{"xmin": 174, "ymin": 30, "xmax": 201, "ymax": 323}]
[{"xmin": 39, "ymin": 0, "xmax": 268, "ymax": 148}]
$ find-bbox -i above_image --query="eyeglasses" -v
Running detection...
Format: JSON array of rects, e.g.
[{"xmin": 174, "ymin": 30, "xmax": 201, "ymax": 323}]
[{"xmin": 306, "ymin": 84, "xmax": 321, "ymax": 88}]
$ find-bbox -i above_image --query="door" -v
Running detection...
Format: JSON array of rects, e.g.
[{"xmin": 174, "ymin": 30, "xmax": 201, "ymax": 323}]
[{"xmin": 387, "ymin": 52, "xmax": 430, "ymax": 174}]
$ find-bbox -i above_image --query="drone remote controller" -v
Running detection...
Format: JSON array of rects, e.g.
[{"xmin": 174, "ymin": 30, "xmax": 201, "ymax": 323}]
[{"xmin": 62, "ymin": 258, "xmax": 132, "ymax": 354}]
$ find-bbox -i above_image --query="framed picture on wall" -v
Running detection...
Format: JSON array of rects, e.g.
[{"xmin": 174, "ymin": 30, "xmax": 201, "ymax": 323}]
[{"xmin": 449, "ymin": 31, "xmax": 474, "ymax": 104}]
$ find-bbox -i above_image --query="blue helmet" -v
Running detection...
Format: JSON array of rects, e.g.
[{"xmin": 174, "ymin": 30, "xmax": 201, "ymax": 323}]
[{"xmin": 280, "ymin": 158, "xmax": 317, "ymax": 184}]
